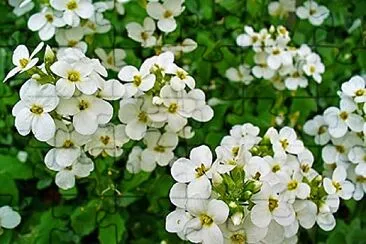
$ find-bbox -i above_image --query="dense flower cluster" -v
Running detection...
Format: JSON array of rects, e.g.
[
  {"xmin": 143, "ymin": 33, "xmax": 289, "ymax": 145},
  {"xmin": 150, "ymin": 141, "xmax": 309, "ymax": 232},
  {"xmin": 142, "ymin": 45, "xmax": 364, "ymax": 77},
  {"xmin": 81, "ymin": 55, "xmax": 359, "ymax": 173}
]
[
  {"xmin": 268, "ymin": 0, "xmax": 329, "ymax": 26},
  {"xmin": 305, "ymin": 75, "xmax": 366, "ymax": 200},
  {"xmin": 125, "ymin": 0, "xmax": 197, "ymax": 55},
  {"xmin": 4, "ymin": 43, "xmax": 213, "ymax": 189},
  {"xmin": 227, "ymin": 25, "xmax": 325, "ymax": 91},
  {"xmin": 166, "ymin": 123, "xmax": 351, "ymax": 244}
]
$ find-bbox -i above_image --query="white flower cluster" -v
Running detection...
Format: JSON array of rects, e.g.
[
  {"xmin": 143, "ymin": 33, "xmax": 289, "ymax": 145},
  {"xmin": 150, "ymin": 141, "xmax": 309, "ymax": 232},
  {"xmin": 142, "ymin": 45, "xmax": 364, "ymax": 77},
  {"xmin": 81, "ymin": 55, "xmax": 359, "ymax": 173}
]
[
  {"xmin": 230, "ymin": 25, "xmax": 325, "ymax": 90},
  {"xmin": 268, "ymin": 0, "xmax": 329, "ymax": 26},
  {"xmin": 305, "ymin": 75, "xmax": 366, "ymax": 200},
  {"xmin": 0, "ymin": 206, "xmax": 21, "ymax": 233},
  {"xmin": 9, "ymin": 0, "xmax": 124, "ymax": 42},
  {"xmin": 166, "ymin": 123, "xmax": 349, "ymax": 244},
  {"xmin": 5, "ymin": 43, "xmax": 213, "ymax": 189},
  {"xmin": 125, "ymin": 0, "xmax": 197, "ymax": 55}
]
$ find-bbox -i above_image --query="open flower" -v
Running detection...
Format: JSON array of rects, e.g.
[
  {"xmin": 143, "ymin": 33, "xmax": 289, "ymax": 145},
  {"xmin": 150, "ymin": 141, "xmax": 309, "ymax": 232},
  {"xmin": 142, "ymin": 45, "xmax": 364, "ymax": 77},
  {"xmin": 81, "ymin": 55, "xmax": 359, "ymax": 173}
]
[
  {"xmin": 171, "ymin": 145, "xmax": 214, "ymax": 198},
  {"xmin": 126, "ymin": 17, "xmax": 157, "ymax": 47},
  {"xmin": 323, "ymin": 166, "xmax": 355, "ymax": 200},
  {"xmin": 3, "ymin": 42, "xmax": 44, "ymax": 82},
  {"xmin": 50, "ymin": 0, "xmax": 95, "ymax": 27},
  {"xmin": 296, "ymin": 1, "xmax": 329, "ymax": 26},
  {"xmin": 95, "ymin": 48, "xmax": 126, "ymax": 72},
  {"xmin": 146, "ymin": 0, "xmax": 185, "ymax": 33},
  {"xmin": 12, "ymin": 79, "xmax": 59, "ymax": 141},
  {"xmin": 28, "ymin": 7, "xmax": 66, "ymax": 41}
]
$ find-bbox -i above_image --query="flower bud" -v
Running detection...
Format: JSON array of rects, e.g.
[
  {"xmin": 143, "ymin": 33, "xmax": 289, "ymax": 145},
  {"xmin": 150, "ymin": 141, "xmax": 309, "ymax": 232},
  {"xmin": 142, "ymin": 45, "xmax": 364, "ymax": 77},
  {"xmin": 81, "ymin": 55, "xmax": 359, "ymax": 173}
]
[
  {"xmin": 231, "ymin": 211, "xmax": 243, "ymax": 226},
  {"xmin": 242, "ymin": 190, "xmax": 253, "ymax": 200},
  {"xmin": 212, "ymin": 172, "xmax": 223, "ymax": 186},
  {"xmin": 45, "ymin": 45, "xmax": 55, "ymax": 64},
  {"xmin": 245, "ymin": 180, "xmax": 262, "ymax": 194}
]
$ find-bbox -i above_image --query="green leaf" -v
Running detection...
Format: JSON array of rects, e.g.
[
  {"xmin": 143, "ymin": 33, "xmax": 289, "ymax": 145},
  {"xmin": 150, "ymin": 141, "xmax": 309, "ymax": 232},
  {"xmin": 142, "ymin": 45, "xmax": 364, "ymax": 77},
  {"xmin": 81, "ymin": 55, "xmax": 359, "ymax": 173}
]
[
  {"xmin": 0, "ymin": 154, "xmax": 33, "ymax": 180},
  {"xmin": 70, "ymin": 200, "xmax": 100, "ymax": 236},
  {"xmin": 98, "ymin": 213, "xmax": 125, "ymax": 244}
]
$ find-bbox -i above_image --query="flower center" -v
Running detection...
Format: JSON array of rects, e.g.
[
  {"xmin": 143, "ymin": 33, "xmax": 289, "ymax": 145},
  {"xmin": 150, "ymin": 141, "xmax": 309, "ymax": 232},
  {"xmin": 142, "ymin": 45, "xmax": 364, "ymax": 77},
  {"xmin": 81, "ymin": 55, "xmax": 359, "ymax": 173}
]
[
  {"xmin": 45, "ymin": 14, "xmax": 54, "ymax": 23},
  {"xmin": 318, "ymin": 125, "xmax": 327, "ymax": 134},
  {"xmin": 176, "ymin": 71, "xmax": 186, "ymax": 80},
  {"xmin": 232, "ymin": 146, "xmax": 239, "ymax": 157},
  {"xmin": 272, "ymin": 164, "xmax": 281, "ymax": 173},
  {"xmin": 67, "ymin": 70, "xmax": 81, "ymax": 82},
  {"xmin": 287, "ymin": 180, "xmax": 298, "ymax": 190},
  {"xmin": 280, "ymin": 139, "xmax": 289, "ymax": 149},
  {"xmin": 106, "ymin": 56, "xmax": 114, "ymax": 65},
  {"xmin": 195, "ymin": 163, "xmax": 207, "ymax": 177},
  {"xmin": 138, "ymin": 112, "xmax": 148, "ymax": 123},
  {"xmin": 199, "ymin": 214, "xmax": 213, "ymax": 226},
  {"xmin": 30, "ymin": 104, "xmax": 44, "ymax": 115},
  {"xmin": 133, "ymin": 75, "xmax": 142, "ymax": 87},
  {"xmin": 268, "ymin": 198, "xmax": 279, "ymax": 212},
  {"xmin": 335, "ymin": 145, "xmax": 345, "ymax": 153},
  {"xmin": 355, "ymin": 89, "xmax": 364, "ymax": 96},
  {"xmin": 272, "ymin": 49, "xmax": 280, "ymax": 55},
  {"xmin": 251, "ymin": 35, "xmax": 259, "ymax": 43},
  {"xmin": 164, "ymin": 10, "xmax": 173, "ymax": 18},
  {"xmin": 339, "ymin": 111, "xmax": 348, "ymax": 120},
  {"xmin": 230, "ymin": 234, "xmax": 246, "ymax": 244},
  {"xmin": 63, "ymin": 139, "xmax": 74, "ymax": 148},
  {"xmin": 168, "ymin": 103, "xmax": 178, "ymax": 113},
  {"xmin": 68, "ymin": 40, "xmax": 78, "ymax": 47},
  {"xmin": 332, "ymin": 181, "xmax": 342, "ymax": 191},
  {"xmin": 141, "ymin": 32, "xmax": 149, "ymax": 41},
  {"xmin": 309, "ymin": 65, "xmax": 316, "ymax": 74},
  {"xmin": 100, "ymin": 136, "xmax": 110, "ymax": 145},
  {"xmin": 78, "ymin": 100, "xmax": 89, "ymax": 111},
  {"xmin": 154, "ymin": 145, "xmax": 165, "ymax": 153},
  {"xmin": 309, "ymin": 8, "xmax": 316, "ymax": 15},
  {"xmin": 66, "ymin": 0, "xmax": 78, "ymax": 10},
  {"xmin": 301, "ymin": 163, "xmax": 310, "ymax": 173},
  {"xmin": 19, "ymin": 58, "xmax": 29, "ymax": 68},
  {"xmin": 292, "ymin": 72, "xmax": 300, "ymax": 78}
]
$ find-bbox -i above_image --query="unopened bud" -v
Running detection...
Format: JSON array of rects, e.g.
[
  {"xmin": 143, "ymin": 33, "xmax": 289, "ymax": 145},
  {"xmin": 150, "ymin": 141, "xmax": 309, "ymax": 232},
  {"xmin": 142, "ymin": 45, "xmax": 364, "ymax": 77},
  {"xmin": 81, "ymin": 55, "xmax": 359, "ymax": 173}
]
[
  {"xmin": 45, "ymin": 45, "xmax": 55, "ymax": 64},
  {"xmin": 152, "ymin": 96, "xmax": 163, "ymax": 105},
  {"xmin": 246, "ymin": 180, "xmax": 262, "ymax": 194},
  {"xmin": 212, "ymin": 172, "xmax": 223, "ymax": 186},
  {"xmin": 231, "ymin": 212, "xmax": 243, "ymax": 226},
  {"xmin": 229, "ymin": 201, "xmax": 237, "ymax": 208},
  {"xmin": 242, "ymin": 190, "xmax": 253, "ymax": 200}
]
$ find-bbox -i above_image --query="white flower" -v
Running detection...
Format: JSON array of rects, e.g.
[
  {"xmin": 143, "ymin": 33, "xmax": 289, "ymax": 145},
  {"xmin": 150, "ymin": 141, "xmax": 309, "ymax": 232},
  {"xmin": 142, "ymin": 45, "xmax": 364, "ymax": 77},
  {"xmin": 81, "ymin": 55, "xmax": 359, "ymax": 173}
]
[
  {"xmin": 277, "ymin": 172, "xmax": 311, "ymax": 202},
  {"xmin": 265, "ymin": 42, "xmax": 293, "ymax": 70},
  {"xmin": 55, "ymin": 27, "xmax": 87, "ymax": 53},
  {"xmin": 141, "ymin": 130, "xmax": 178, "ymax": 171},
  {"xmin": 188, "ymin": 89, "xmax": 214, "ymax": 122},
  {"xmin": 45, "ymin": 126, "xmax": 89, "ymax": 167},
  {"xmin": 341, "ymin": 75, "xmax": 366, "ymax": 103},
  {"xmin": 126, "ymin": 17, "xmax": 157, "ymax": 47},
  {"xmin": 225, "ymin": 65, "xmax": 254, "ymax": 85},
  {"xmin": 236, "ymin": 26, "xmax": 260, "ymax": 48},
  {"xmin": 28, "ymin": 7, "xmax": 66, "ymax": 41},
  {"xmin": 316, "ymin": 195, "xmax": 339, "ymax": 231},
  {"xmin": 85, "ymin": 124, "xmax": 129, "ymax": 157},
  {"xmin": 146, "ymin": 0, "xmax": 185, "ymax": 33},
  {"xmin": 171, "ymin": 145, "xmax": 213, "ymax": 198},
  {"xmin": 303, "ymin": 53, "xmax": 324, "ymax": 83},
  {"xmin": 252, "ymin": 52, "xmax": 275, "ymax": 79},
  {"xmin": 3, "ymin": 42, "xmax": 44, "ymax": 82},
  {"xmin": 95, "ymin": 48, "xmax": 126, "ymax": 72},
  {"xmin": 296, "ymin": 1, "xmax": 330, "ymax": 26},
  {"xmin": 9, "ymin": 0, "xmax": 34, "ymax": 16},
  {"xmin": 126, "ymin": 146, "xmax": 143, "ymax": 174},
  {"xmin": 322, "ymin": 133, "xmax": 362, "ymax": 165},
  {"xmin": 0, "ymin": 206, "xmax": 21, "ymax": 229},
  {"xmin": 166, "ymin": 208, "xmax": 192, "ymax": 234},
  {"xmin": 140, "ymin": 51, "xmax": 175, "ymax": 75},
  {"xmin": 17, "ymin": 151, "xmax": 28, "ymax": 163},
  {"xmin": 303, "ymin": 115, "xmax": 330, "ymax": 145},
  {"xmin": 293, "ymin": 200, "xmax": 317, "ymax": 229},
  {"xmin": 168, "ymin": 65, "xmax": 195, "ymax": 91},
  {"xmin": 268, "ymin": 0, "xmax": 296, "ymax": 18},
  {"xmin": 184, "ymin": 199, "xmax": 229, "ymax": 244},
  {"xmin": 119, "ymin": 98, "xmax": 160, "ymax": 140},
  {"xmin": 323, "ymin": 104, "xmax": 363, "ymax": 138},
  {"xmin": 45, "ymin": 152, "xmax": 94, "ymax": 189},
  {"xmin": 323, "ymin": 166, "xmax": 355, "ymax": 200},
  {"xmin": 250, "ymin": 183, "xmax": 295, "ymax": 228},
  {"xmin": 98, "ymin": 79, "xmax": 125, "ymax": 101},
  {"xmin": 348, "ymin": 146, "xmax": 366, "ymax": 176},
  {"xmin": 118, "ymin": 65, "xmax": 155, "ymax": 98},
  {"xmin": 56, "ymin": 95, "xmax": 113, "ymax": 135},
  {"xmin": 266, "ymin": 127, "xmax": 304, "ymax": 155},
  {"xmin": 50, "ymin": 0, "xmax": 95, "ymax": 27},
  {"xmin": 51, "ymin": 60, "xmax": 98, "ymax": 98},
  {"xmin": 245, "ymin": 156, "xmax": 271, "ymax": 181},
  {"xmin": 284, "ymin": 68, "xmax": 308, "ymax": 90},
  {"xmin": 12, "ymin": 79, "xmax": 59, "ymax": 141}
]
